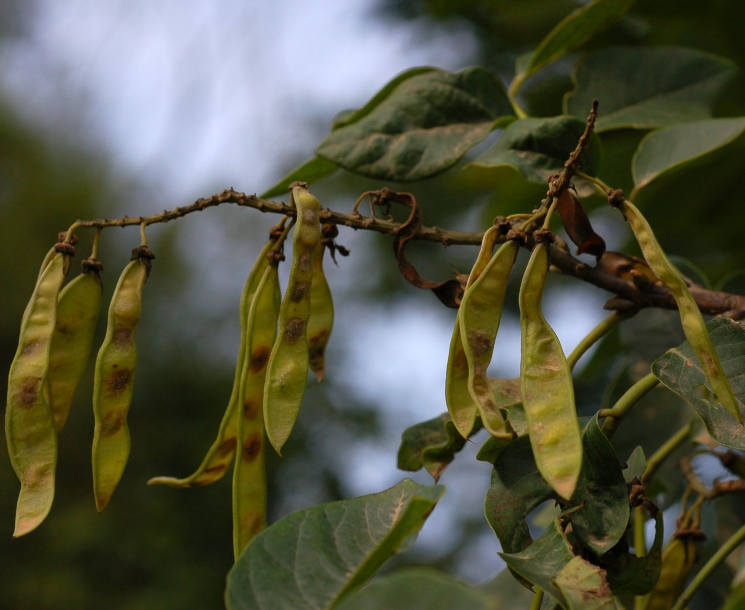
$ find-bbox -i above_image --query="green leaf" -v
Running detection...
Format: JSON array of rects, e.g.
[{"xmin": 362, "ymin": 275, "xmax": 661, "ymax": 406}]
[
  {"xmin": 316, "ymin": 67, "xmax": 514, "ymax": 182},
  {"xmin": 260, "ymin": 156, "xmax": 338, "ymax": 199},
  {"xmin": 517, "ymin": 0, "xmax": 634, "ymax": 83},
  {"xmin": 333, "ymin": 568, "xmax": 496, "ymax": 610},
  {"xmin": 565, "ymin": 47, "xmax": 737, "ymax": 132},
  {"xmin": 499, "ymin": 520, "xmax": 575, "ymax": 604},
  {"xmin": 469, "ymin": 116, "xmax": 601, "ymax": 184},
  {"xmin": 397, "ymin": 413, "xmax": 468, "ymax": 482},
  {"xmin": 623, "ymin": 446, "xmax": 646, "ymax": 483},
  {"xmin": 632, "ymin": 117, "xmax": 745, "ymax": 190},
  {"xmin": 225, "ymin": 479, "xmax": 445, "ymax": 610},
  {"xmin": 554, "ymin": 557, "xmax": 617, "ymax": 609},
  {"xmin": 476, "ymin": 434, "xmax": 513, "ymax": 464},
  {"xmin": 652, "ymin": 318, "xmax": 745, "ymax": 449}
]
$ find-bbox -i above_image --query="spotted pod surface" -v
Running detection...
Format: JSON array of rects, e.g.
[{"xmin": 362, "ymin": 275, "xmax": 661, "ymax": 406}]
[
  {"xmin": 446, "ymin": 225, "xmax": 500, "ymax": 438},
  {"xmin": 459, "ymin": 239, "xmax": 518, "ymax": 438},
  {"xmin": 232, "ymin": 262, "xmax": 281, "ymax": 558},
  {"xmin": 615, "ymin": 196, "xmax": 743, "ymax": 423},
  {"xmin": 6, "ymin": 251, "xmax": 70, "ymax": 536},
  {"xmin": 307, "ymin": 242, "xmax": 334, "ymax": 382},
  {"xmin": 47, "ymin": 262, "xmax": 103, "ymax": 433},
  {"xmin": 91, "ymin": 252, "xmax": 151, "ymax": 512},
  {"xmin": 264, "ymin": 185, "xmax": 321, "ymax": 455},
  {"xmin": 519, "ymin": 241, "xmax": 582, "ymax": 501},
  {"xmin": 147, "ymin": 237, "xmax": 279, "ymax": 489}
]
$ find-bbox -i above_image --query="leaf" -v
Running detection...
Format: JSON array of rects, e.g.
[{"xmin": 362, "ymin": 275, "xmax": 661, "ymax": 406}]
[
  {"xmin": 260, "ymin": 156, "xmax": 338, "ymax": 199},
  {"xmin": 632, "ymin": 117, "xmax": 745, "ymax": 189},
  {"xmin": 225, "ymin": 479, "xmax": 445, "ymax": 610},
  {"xmin": 622, "ymin": 446, "xmax": 646, "ymax": 483},
  {"xmin": 333, "ymin": 568, "xmax": 496, "ymax": 610},
  {"xmin": 565, "ymin": 47, "xmax": 737, "ymax": 132},
  {"xmin": 397, "ymin": 413, "xmax": 468, "ymax": 482},
  {"xmin": 469, "ymin": 116, "xmax": 601, "ymax": 184},
  {"xmin": 554, "ymin": 557, "xmax": 617, "ymax": 610},
  {"xmin": 499, "ymin": 519, "xmax": 575, "ymax": 604},
  {"xmin": 517, "ymin": 0, "xmax": 634, "ymax": 83},
  {"xmin": 652, "ymin": 318, "xmax": 745, "ymax": 449},
  {"xmin": 316, "ymin": 67, "xmax": 514, "ymax": 182}
]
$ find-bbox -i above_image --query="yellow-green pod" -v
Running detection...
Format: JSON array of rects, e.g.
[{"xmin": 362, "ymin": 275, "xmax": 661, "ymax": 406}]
[
  {"xmin": 232, "ymin": 262, "xmax": 281, "ymax": 559},
  {"xmin": 6, "ymin": 251, "xmax": 70, "ymax": 536},
  {"xmin": 644, "ymin": 533, "xmax": 700, "ymax": 610},
  {"xmin": 47, "ymin": 259, "xmax": 103, "ymax": 433},
  {"xmin": 91, "ymin": 248, "xmax": 152, "ymax": 512},
  {"xmin": 147, "ymin": 237, "xmax": 279, "ymax": 488},
  {"xmin": 446, "ymin": 225, "xmax": 501, "ymax": 438},
  {"xmin": 264, "ymin": 185, "xmax": 321, "ymax": 455},
  {"xmin": 458, "ymin": 239, "xmax": 519, "ymax": 438},
  {"xmin": 612, "ymin": 194, "xmax": 743, "ymax": 423},
  {"xmin": 307, "ymin": 243, "xmax": 334, "ymax": 382},
  {"xmin": 519, "ymin": 238, "xmax": 582, "ymax": 500}
]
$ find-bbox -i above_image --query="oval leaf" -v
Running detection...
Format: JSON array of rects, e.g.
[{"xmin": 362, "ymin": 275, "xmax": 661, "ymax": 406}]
[
  {"xmin": 316, "ymin": 67, "xmax": 513, "ymax": 182},
  {"xmin": 554, "ymin": 557, "xmax": 616, "ymax": 610},
  {"xmin": 469, "ymin": 116, "xmax": 601, "ymax": 184},
  {"xmin": 397, "ymin": 413, "xmax": 470, "ymax": 482},
  {"xmin": 333, "ymin": 568, "xmax": 496, "ymax": 610},
  {"xmin": 652, "ymin": 318, "xmax": 745, "ymax": 449},
  {"xmin": 633, "ymin": 117, "xmax": 745, "ymax": 189},
  {"xmin": 225, "ymin": 479, "xmax": 444, "ymax": 610},
  {"xmin": 565, "ymin": 47, "xmax": 737, "ymax": 131}
]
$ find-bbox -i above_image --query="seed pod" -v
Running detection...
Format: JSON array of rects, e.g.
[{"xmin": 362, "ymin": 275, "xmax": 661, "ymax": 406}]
[
  {"xmin": 91, "ymin": 248, "xmax": 152, "ymax": 512},
  {"xmin": 446, "ymin": 226, "xmax": 501, "ymax": 437},
  {"xmin": 610, "ymin": 193, "xmax": 743, "ymax": 423},
  {"xmin": 264, "ymin": 185, "xmax": 321, "ymax": 455},
  {"xmin": 47, "ymin": 260, "xmax": 103, "ymax": 433},
  {"xmin": 307, "ymin": 242, "xmax": 334, "ymax": 382},
  {"xmin": 519, "ymin": 238, "xmax": 582, "ymax": 500},
  {"xmin": 232, "ymin": 262, "xmax": 281, "ymax": 558},
  {"xmin": 6, "ymin": 251, "xmax": 70, "ymax": 536},
  {"xmin": 644, "ymin": 530, "xmax": 703, "ymax": 610},
  {"xmin": 147, "ymin": 236, "xmax": 280, "ymax": 488},
  {"xmin": 458, "ymin": 239, "xmax": 519, "ymax": 438}
]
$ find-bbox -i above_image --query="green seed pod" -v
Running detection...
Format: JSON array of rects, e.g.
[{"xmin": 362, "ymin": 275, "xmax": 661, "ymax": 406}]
[
  {"xmin": 47, "ymin": 260, "xmax": 103, "ymax": 433},
  {"xmin": 644, "ymin": 531, "xmax": 702, "ymax": 610},
  {"xmin": 232, "ymin": 261, "xmax": 281, "ymax": 558},
  {"xmin": 611, "ymin": 193, "xmax": 743, "ymax": 423},
  {"xmin": 307, "ymin": 242, "xmax": 334, "ymax": 382},
  {"xmin": 147, "ymin": 236, "xmax": 280, "ymax": 488},
  {"xmin": 91, "ymin": 248, "xmax": 152, "ymax": 512},
  {"xmin": 446, "ymin": 226, "xmax": 501, "ymax": 438},
  {"xmin": 458, "ymin": 239, "xmax": 519, "ymax": 438},
  {"xmin": 519, "ymin": 238, "xmax": 582, "ymax": 500},
  {"xmin": 6, "ymin": 251, "xmax": 70, "ymax": 536},
  {"xmin": 264, "ymin": 185, "xmax": 321, "ymax": 455}
]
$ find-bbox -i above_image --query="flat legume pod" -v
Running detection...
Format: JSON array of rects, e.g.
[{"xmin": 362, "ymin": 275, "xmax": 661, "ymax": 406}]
[
  {"xmin": 611, "ymin": 193, "xmax": 743, "ymax": 423},
  {"xmin": 519, "ymin": 240, "xmax": 582, "ymax": 500},
  {"xmin": 307, "ymin": 242, "xmax": 334, "ymax": 382},
  {"xmin": 232, "ymin": 262, "xmax": 281, "ymax": 558},
  {"xmin": 6, "ymin": 251, "xmax": 70, "ymax": 536},
  {"xmin": 91, "ymin": 250, "xmax": 151, "ymax": 512},
  {"xmin": 47, "ymin": 260, "xmax": 103, "ymax": 433},
  {"xmin": 446, "ymin": 226, "xmax": 500, "ymax": 437},
  {"xmin": 147, "ymin": 236, "xmax": 280, "ymax": 488},
  {"xmin": 264, "ymin": 185, "xmax": 321, "ymax": 454},
  {"xmin": 458, "ymin": 239, "xmax": 519, "ymax": 438},
  {"xmin": 644, "ymin": 533, "xmax": 700, "ymax": 610}
]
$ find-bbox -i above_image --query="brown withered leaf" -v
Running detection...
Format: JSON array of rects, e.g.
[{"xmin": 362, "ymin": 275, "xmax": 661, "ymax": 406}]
[{"xmin": 556, "ymin": 190, "xmax": 605, "ymax": 258}]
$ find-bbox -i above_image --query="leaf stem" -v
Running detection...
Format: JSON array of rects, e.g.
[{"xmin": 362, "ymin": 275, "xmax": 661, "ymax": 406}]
[
  {"xmin": 507, "ymin": 77, "xmax": 528, "ymax": 119},
  {"xmin": 600, "ymin": 373, "xmax": 659, "ymax": 436},
  {"xmin": 567, "ymin": 310, "xmax": 631, "ymax": 371},
  {"xmin": 670, "ymin": 521, "xmax": 745, "ymax": 610},
  {"xmin": 530, "ymin": 587, "xmax": 545, "ymax": 610}
]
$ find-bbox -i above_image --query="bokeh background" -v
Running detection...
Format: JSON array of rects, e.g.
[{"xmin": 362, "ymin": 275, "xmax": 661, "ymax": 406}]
[{"xmin": 3, "ymin": 1, "xmax": 745, "ymax": 608}]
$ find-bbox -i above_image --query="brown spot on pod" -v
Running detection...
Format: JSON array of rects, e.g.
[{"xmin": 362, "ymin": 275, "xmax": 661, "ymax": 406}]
[
  {"xmin": 242, "ymin": 433, "xmax": 262, "ymax": 462},
  {"xmin": 105, "ymin": 368, "xmax": 132, "ymax": 396},
  {"xmin": 297, "ymin": 252, "xmax": 312, "ymax": 274},
  {"xmin": 302, "ymin": 208, "xmax": 317, "ymax": 225},
  {"xmin": 284, "ymin": 317, "xmax": 305, "ymax": 344},
  {"xmin": 21, "ymin": 340, "xmax": 44, "ymax": 356},
  {"xmin": 291, "ymin": 281, "xmax": 310, "ymax": 303},
  {"xmin": 113, "ymin": 328, "xmax": 132, "ymax": 347},
  {"xmin": 100, "ymin": 409, "xmax": 124, "ymax": 436},
  {"xmin": 17, "ymin": 377, "xmax": 42, "ymax": 408},
  {"xmin": 249, "ymin": 347, "xmax": 270, "ymax": 372},
  {"xmin": 203, "ymin": 464, "xmax": 227, "ymax": 477},
  {"xmin": 243, "ymin": 400, "xmax": 259, "ymax": 420},
  {"xmin": 468, "ymin": 330, "xmax": 492, "ymax": 357},
  {"xmin": 216, "ymin": 437, "xmax": 237, "ymax": 457}
]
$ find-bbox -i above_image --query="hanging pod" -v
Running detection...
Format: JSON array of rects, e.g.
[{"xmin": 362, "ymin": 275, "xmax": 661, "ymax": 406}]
[
  {"xmin": 306, "ymin": 239, "xmax": 334, "ymax": 383},
  {"xmin": 264, "ymin": 184, "xmax": 322, "ymax": 455},
  {"xmin": 91, "ymin": 246, "xmax": 153, "ymax": 512},
  {"xmin": 609, "ymin": 191, "xmax": 743, "ymax": 423},
  {"xmin": 6, "ymin": 248, "xmax": 71, "ymax": 536},
  {"xmin": 518, "ymin": 233, "xmax": 582, "ymax": 501}
]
